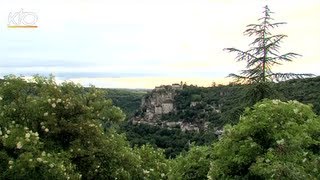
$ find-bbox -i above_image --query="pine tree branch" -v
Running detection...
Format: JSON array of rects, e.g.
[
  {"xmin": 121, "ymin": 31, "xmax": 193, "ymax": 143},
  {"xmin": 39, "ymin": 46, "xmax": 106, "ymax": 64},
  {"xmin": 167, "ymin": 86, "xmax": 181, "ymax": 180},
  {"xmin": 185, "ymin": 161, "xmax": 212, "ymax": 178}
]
[
  {"xmin": 269, "ymin": 73, "xmax": 315, "ymax": 82},
  {"xmin": 269, "ymin": 22, "xmax": 286, "ymax": 28},
  {"xmin": 227, "ymin": 73, "xmax": 257, "ymax": 84},
  {"xmin": 223, "ymin": 48, "xmax": 257, "ymax": 62},
  {"xmin": 269, "ymin": 52, "xmax": 301, "ymax": 62}
]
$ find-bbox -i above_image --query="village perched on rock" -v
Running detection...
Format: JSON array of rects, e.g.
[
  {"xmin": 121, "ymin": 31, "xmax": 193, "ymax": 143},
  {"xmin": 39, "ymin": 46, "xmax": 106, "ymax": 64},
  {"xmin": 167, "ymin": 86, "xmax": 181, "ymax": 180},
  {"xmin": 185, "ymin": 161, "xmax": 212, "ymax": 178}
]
[{"xmin": 132, "ymin": 83, "xmax": 213, "ymax": 132}]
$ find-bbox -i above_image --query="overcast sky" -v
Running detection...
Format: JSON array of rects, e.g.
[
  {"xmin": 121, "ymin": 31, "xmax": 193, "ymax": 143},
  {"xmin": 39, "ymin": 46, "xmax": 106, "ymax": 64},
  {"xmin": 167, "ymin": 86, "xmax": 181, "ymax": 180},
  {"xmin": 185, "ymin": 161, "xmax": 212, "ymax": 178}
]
[{"xmin": 1, "ymin": 0, "xmax": 319, "ymax": 88}]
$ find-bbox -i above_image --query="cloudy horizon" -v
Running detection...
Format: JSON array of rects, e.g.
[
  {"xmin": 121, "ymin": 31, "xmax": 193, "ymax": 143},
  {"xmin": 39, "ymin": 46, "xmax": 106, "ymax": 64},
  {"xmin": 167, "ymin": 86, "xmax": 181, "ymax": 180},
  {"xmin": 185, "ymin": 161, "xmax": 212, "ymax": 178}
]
[{"xmin": 1, "ymin": 0, "xmax": 319, "ymax": 88}]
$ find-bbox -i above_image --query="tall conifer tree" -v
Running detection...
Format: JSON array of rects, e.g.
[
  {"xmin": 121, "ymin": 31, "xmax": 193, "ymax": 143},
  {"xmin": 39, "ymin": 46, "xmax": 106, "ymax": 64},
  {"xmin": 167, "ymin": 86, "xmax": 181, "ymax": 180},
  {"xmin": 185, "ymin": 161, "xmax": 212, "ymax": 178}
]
[{"xmin": 225, "ymin": 5, "xmax": 313, "ymax": 84}]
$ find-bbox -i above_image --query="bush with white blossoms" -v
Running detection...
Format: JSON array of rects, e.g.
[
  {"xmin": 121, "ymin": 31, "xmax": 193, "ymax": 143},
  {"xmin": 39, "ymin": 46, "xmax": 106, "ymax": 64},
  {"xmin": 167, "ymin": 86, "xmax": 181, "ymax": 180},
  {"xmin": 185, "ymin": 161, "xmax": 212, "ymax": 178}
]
[
  {"xmin": 208, "ymin": 99, "xmax": 320, "ymax": 179},
  {"xmin": 0, "ymin": 75, "xmax": 172, "ymax": 179},
  {"xmin": 134, "ymin": 144, "xmax": 170, "ymax": 179},
  {"xmin": 0, "ymin": 121, "xmax": 79, "ymax": 179},
  {"xmin": 168, "ymin": 145, "xmax": 211, "ymax": 180}
]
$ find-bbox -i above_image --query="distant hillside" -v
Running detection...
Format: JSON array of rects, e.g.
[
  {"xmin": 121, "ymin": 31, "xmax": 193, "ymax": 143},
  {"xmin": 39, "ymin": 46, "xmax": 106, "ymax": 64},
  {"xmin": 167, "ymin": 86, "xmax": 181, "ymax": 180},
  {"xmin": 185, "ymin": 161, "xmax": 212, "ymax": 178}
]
[
  {"xmin": 113, "ymin": 76, "xmax": 320, "ymax": 127},
  {"xmin": 128, "ymin": 83, "xmax": 246, "ymax": 131},
  {"xmin": 115, "ymin": 76, "xmax": 320, "ymax": 157},
  {"xmin": 276, "ymin": 76, "xmax": 320, "ymax": 114},
  {"xmin": 105, "ymin": 88, "xmax": 149, "ymax": 118}
]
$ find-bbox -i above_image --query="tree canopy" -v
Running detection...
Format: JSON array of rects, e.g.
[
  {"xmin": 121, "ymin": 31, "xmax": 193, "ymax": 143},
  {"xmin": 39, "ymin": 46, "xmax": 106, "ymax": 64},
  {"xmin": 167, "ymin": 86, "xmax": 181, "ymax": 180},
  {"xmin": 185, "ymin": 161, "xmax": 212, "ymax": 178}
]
[
  {"xmin": 0, "ymin": 75, "xmax": 170, "ymax": 179},
  {"xmin": 208, "ymin": 99, "xmax": 320, "ymax": 179}
]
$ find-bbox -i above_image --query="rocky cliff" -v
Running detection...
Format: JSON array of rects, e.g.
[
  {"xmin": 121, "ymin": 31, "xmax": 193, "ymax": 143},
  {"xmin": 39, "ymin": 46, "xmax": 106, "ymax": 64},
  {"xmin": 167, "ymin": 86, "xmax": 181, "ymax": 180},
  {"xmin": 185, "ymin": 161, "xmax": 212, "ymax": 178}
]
[
  {"xmin": 133, "ymin": 84, "xmax": 179, "ymax": 121},
  {"xmin": 132, "ymin": 84, "xmax": 209, "ymax": 132}
]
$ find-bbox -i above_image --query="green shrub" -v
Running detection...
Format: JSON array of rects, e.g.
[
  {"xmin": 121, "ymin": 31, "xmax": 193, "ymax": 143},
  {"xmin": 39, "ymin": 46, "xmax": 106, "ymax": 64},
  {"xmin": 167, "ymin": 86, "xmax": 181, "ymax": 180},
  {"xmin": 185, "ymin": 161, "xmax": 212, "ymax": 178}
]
[
  {"xmin": 0, "ymin": 75, "xmax": 146, "ymax": 179},
  {"xmin": 169, "ymin": 145, "xmax": 211, "ymax": 180},
  {"xmin": 208, "ymin": 99, "xmax": 320, "ymax": 179}
]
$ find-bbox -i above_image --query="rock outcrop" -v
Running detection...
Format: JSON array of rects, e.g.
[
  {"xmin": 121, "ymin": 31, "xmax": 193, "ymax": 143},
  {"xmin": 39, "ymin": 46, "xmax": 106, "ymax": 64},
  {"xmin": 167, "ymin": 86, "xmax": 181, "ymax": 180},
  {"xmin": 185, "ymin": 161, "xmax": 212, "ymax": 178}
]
[
  {"xmin": 132, "ymin": 84, "xmax": 208, "ymax": 132},
  {"xmin": 134, "ymin": 84, "xmax": 180, "ymax": 122}
]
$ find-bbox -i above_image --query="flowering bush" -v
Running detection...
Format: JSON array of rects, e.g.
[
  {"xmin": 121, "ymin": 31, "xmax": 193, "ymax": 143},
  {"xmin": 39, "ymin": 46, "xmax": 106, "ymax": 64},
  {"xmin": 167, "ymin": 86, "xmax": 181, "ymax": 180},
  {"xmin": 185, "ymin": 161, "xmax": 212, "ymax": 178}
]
[
  {"xmin": 208, "ymin": 99, "xmax": 320, "ymax": 179},
  {"xmin": 169, "ymin": 145, "xmax": 211, "ymax": 180},
  {"xmin": 0, "ymin": 121, "xmax": 79, "ymax": 179},
  {"xmin": 0, "ymin": 75, "xmax": 174, "ymax": 179},
  {"xmin": 0, "ymin": 75, "xmax": 141, "ymax": 179},
  {"xmin": 134, "ymin": 144, "xmax": 170, "ymax": 179}
]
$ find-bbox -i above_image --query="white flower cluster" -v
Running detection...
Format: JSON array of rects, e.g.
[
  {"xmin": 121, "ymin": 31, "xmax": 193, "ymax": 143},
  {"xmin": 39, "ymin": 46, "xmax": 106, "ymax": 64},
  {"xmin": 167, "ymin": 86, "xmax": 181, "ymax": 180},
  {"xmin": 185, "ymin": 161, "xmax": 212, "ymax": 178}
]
[
  {"xmin": 48, "ymin": 98, "xmax": 63, "ymax": 108},
  {"xmin": 302, "ymin": 158, "xmax": 307, "ymax": 163},
  {"xmin": 1, "ymin": 122, "xmax": 40, "ymax": 151},
  {"xmin": 143, "ymin": 169, "xmax": 150, "ymax": 174},
  {"xmin": 34, "ymin": 151, "xmax": 53, "ymax": 165},
  {"xmin": 272, "ymin": 99, "xmax": 281, "ymax": 105},
  {"xmin": 8, "ymin": 160, "xmax": 14, "ymax": 169},
  {"xmin": 59, "ymin": 164, "xmax": 67, "ymax": 172},
  {"xmin": 0, "ymin": 127, "xmax": 11, "ymax": 139},
  {"xmin": 87, "ymin": 122, "xmax": 100, "ymax": 129},
  {"xmin": 3, "ymin": 82, "xmax": 10, "ymax": 86},
  {"xmin": 288, "ymin": 100, "xmax": 300, "ymax": 104},
  {"xmin": 276, "ymin": 139, "xmax": 285, "ymax": 145},
  {"xmin": 64, "ymin": 98, "xmax": 72, "ymax": 110},
  {"xmin": 40, "ymin": 122, "xmax": 49, "ymax": 133},
  {"xmin": 16, "ymin": 141, "xmax": 23, "ymax": 149}
]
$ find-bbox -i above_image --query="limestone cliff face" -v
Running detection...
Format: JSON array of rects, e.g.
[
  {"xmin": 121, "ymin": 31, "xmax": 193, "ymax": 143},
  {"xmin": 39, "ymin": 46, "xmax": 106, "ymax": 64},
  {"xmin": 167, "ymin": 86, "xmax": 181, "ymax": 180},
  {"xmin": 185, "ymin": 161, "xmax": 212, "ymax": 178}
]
[
  {"xmin": 132, "ymin": 84, "xmax": 207, "ymax": 132},
  {"xmin": 135, "ymin": 84, "xmax": 180, "ymax": 122}
]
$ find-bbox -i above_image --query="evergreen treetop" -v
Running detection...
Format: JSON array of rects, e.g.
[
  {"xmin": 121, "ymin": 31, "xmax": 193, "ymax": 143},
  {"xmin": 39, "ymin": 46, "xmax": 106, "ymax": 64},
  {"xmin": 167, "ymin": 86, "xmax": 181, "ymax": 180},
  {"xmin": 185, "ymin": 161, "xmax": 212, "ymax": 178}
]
[{"xmin": 225, "ymin": 5, "xmax": 313, "ymax": 84}]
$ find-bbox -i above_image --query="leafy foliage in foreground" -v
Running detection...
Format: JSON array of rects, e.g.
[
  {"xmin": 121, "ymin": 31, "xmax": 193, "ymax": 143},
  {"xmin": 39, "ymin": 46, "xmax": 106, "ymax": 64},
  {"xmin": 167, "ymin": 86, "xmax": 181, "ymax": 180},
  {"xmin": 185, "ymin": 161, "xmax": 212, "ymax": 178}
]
[
  {"xmin": 0, "ymin": 75, "xmax": 169, "ymax": 179},
  {"xmin": 208, "ymin": 99, "xmax": 320, "ymax": 179},
  {"xmin": 169, "ymin": 145, "xmax": 211, "ymax": 180}
]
